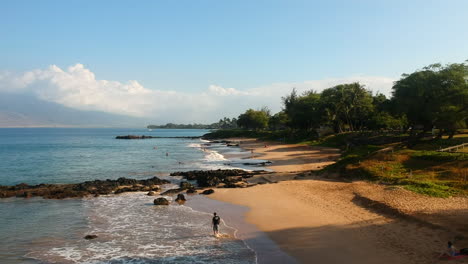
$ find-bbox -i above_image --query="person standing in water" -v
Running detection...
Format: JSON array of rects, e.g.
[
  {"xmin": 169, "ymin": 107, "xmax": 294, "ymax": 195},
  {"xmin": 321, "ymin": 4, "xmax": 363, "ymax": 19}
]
[{"xmin": 212, "ymin": 212, "xmax": 221, "ymax": 237}]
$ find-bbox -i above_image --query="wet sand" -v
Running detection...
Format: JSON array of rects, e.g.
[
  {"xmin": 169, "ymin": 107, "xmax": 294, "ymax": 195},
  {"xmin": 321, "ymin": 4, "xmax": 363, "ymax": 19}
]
[{"xmin": 186, "ymin": 195, "xmax": 297, "ymax": 264}]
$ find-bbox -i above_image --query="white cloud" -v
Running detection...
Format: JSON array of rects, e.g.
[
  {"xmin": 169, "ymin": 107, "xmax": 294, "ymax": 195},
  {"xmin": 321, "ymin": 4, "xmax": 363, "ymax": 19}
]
[{"xmin": 0, "ymin": 64, "xmax": 396, "ymax": 123}]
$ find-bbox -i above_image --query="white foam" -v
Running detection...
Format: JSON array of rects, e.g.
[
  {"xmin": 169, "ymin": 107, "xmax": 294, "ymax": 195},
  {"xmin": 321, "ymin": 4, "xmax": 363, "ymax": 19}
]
[
  {"xmin": 29, "ymin": 193, "xmax": 256, "ymax": 263},
  {"xmin": 204, "ymin": 151, "xmax": 227, "ymax": 161},
  {"xmin": 187, "ymin": 143, "xmax": 201, "ymax": 148}
]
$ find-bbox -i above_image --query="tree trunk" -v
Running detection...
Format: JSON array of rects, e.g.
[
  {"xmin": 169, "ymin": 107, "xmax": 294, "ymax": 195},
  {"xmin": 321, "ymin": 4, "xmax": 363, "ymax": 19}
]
[{"xmin": 448, "ymin": 130, "xmax": 455, "ymax": 139}]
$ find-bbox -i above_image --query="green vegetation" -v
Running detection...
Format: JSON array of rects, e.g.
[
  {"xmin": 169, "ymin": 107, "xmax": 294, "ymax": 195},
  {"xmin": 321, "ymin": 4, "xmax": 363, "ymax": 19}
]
[
  {"xmin": 202, "ymin": 61, "xmax": 468, "ymax": 197},
  {"xmin": 313, "ymin": 132, "xmax": 468, "ymax": 198},
  {"xmin": 148, "ymin": 117, "xmax": 238, "ymax": 129},
  {"xmin": 393, "ymin": 63, "xmax": 468, "ymax": 139}
]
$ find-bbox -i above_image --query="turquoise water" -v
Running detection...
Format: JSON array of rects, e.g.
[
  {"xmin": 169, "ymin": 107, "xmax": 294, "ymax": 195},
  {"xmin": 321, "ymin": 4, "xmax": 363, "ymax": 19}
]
[
  {"xmin": 0, "ymin": 128, "xmax": 216, "ymax": 185},
  {"xmin": 0, "ymin": 128, "xmax": 257, "ymax": 263}
]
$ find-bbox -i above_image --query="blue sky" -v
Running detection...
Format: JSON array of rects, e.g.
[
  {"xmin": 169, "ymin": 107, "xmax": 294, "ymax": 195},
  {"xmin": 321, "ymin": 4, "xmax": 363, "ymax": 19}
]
[{"xmin": 1, "ymin": 0, "xmax": 467, "ymax": 124}]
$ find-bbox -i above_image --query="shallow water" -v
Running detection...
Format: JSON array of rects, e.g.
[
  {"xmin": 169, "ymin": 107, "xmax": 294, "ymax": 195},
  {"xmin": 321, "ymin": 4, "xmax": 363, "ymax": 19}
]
[
  {"xmin": 26, "ymin": 193, "xmax": 256, "ymax": 264},
  {"xmin": 0, "ymin": 128, "xmax": 263, "ymax": 263},
  {"xmin": 0, "ymin": 128, "xmax": 222, "ymax": 185}
]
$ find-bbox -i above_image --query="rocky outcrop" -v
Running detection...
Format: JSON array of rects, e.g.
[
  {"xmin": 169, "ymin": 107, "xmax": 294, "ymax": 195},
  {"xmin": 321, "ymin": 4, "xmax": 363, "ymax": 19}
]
[
  {"xmin": 201, "ymin": 189, "xmax": 214, "ymax": 195},
  {"xmin": 179, "ymin": 181, "xmax": 194, "ymax": 189},
  {"xmin": 160, "ymin": 188, "xmax": 186, "ymax": 196},
  {"xmin": 0, "ymin": 177, "xmax": 169, "ymax": 199},
  {"xmin": 170, "ymin": 169, "xmax": 269, "ymax": 188},
  {"xmin": 153, "ymin": 197, "xmax": 169, "ymax": 205}
]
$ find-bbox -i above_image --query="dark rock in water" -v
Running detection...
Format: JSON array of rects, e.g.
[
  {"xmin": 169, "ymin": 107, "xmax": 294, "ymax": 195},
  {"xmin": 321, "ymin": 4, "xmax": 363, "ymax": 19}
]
[
  {"xmin": 160, "ymin": 188, "xmax": 185, "ymax": 196},
  {"xmin": 0, "ymin": 176, "xmax": 169, "ymax": 199},
  {"xmin": 186, "ymin": 188, "xmax": 197, "ymax": 194},
  {"xmin": 84, "ymin": 235, "xmax": 98, "ymax": 240},
  {"xmin": 179, "ymin": 181, "xmax": 194, "ymax": 189},
  {"xmin": 147, "ymin": 191, "xmax": 157, "ymax": 196},
  {"xmin": 115, "ymin": 135, "xmax": 156, "ymax": 139},
  {"xmin": 14, "ymin": 183, "xmax": 30, "ymax": 190},
  {"xmin": 175, "ymin": 193, "xmax": 186, "ymax": 204},
  {"xmin": 154, "ymin": 197, "xmax": 169, "ymax": 205},
  {"xmin": 201, "ymin": 189, "xmax": 214, "ymax": 195},
  {"xmin": 170, "ymin": 169, "xmax": 269, "ymax": 188}
]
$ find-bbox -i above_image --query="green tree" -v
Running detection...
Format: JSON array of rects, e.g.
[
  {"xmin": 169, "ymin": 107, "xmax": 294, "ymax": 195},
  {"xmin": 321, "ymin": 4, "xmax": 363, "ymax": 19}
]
[
  {"xmin": 282, "ymin": 90, "xmax": 322, "ymax": 130},
  {"xmin": 320, "ymin": 83, "xmax": 374, "ymax": 132},
  {"xmin": 269, "ymin": 111, "xmax": 288, "ymax": 130},
  {"xmin": 393, "ymin": 62, "xmax": 468, "ymax": 138},
  {"xmin": 237, "ymin": 109, "xmax": 269, "ymax": 130}
]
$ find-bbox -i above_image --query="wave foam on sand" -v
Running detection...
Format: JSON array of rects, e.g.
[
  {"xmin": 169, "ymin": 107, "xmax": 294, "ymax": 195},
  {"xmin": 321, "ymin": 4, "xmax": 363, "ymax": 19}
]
[{"xmin": 27, "ymin": 192, "xmax": 256, "ymax": 264}]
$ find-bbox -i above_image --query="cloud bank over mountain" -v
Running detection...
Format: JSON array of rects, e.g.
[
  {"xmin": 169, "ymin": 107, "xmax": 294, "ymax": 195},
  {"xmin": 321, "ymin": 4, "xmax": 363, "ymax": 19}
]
[{"xmin": 0, "ymin": 64, "xmax": 395, "ymax": 126}]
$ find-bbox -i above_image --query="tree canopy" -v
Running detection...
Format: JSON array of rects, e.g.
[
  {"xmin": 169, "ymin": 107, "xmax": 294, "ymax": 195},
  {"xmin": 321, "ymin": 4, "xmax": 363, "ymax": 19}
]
[{"xmin": 392, "ymin": 62, "xmax": 468, "ymax": 137}]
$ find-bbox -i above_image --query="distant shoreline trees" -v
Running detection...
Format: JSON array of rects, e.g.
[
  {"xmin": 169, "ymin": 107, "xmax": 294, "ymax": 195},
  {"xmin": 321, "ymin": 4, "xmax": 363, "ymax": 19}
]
[
  {"xmin": 149, "ymin": 61, "xmax": 467, "ymax": 140},
  {"xmin": 147, "ymin": 117, "xmax": 238, "ymax": 130},
  {"xmin": 234, "ymin": 61, "xmax": 467, "ymax": 139}
]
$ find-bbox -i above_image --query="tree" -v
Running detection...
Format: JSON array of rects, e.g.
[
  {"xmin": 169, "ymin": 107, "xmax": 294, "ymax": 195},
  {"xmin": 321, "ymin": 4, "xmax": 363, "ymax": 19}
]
[
  {"xmin": 269, "ymin": 111, "xmax": 288, "ymax": 130},
  {"xmin": 393, "ymin": 62, "xmax": 468, "ymax": 138},
  {"xmin": 320, "ymin": 83, "xmax": 374, "ymax": 132},
  {"xmin": 237, "ymin": 109, "xmax": 269, "ymax": 130},
  {"xmin": 282, "ymin": 90, "xmax": 322, "ymax": 130}
]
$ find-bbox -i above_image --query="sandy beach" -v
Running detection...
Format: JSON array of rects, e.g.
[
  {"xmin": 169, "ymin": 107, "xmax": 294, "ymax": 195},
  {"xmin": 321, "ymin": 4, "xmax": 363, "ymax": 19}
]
[{"xmin": 209, "ymin": 138, "xmax": 468, "ymax": 264}]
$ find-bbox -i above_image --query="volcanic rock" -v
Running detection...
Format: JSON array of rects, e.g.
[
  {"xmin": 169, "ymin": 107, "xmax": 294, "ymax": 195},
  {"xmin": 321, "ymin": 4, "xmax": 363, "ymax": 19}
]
[
  {"xmin": 154, "ymin": 197, "xmax": 170, "ymax": 205},
  {"xmin": 201, "ymin": 189, "xmax": 214, "ymax": 195}
]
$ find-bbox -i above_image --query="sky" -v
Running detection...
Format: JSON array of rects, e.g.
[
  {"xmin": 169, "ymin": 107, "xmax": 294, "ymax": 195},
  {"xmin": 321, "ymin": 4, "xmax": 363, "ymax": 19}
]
[{"xmin": 1, "ymin": 0, "xmax": 467, "ymax": 125}]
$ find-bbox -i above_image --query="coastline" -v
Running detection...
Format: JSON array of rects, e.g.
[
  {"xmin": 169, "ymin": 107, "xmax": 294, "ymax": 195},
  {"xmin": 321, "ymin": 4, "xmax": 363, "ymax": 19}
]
[
  {"xmin": 206, "ymin": 137, "xmax": 468, "ymax": 264},
  {"xmin": 186, "ymin": 195, "xmax": 297, "ymax": 264}
]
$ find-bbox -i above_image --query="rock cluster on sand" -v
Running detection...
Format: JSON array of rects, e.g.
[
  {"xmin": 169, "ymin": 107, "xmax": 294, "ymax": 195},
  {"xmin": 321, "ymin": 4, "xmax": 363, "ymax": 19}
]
[
  {"xmin": 0, "ymin": 177, "xmax": 169, "ymax": 199},
  {"xmin": 170, "ymin": 169, "xmax": 268, "ymax": 188}
]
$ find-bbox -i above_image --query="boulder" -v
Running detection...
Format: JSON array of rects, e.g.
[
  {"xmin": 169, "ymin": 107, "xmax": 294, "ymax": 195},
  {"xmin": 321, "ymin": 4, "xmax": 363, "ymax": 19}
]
[
  {"xmin": 201, "ymin": 189, "xmax": 214, "ymax": 195},
  {"xmin": 84, "ymin": 234, "xmax": 98, "ymax": 240},
  {"xmin": 147, "ymin": 191, "xmax": 157, "ymax": 196},
  {"xmin": 175, "ymin": 193, "xmax": 186, "ymax": 204},
  {"xmin": 153, "ymin": 197, "xmax": 169, "ymax": 205}
]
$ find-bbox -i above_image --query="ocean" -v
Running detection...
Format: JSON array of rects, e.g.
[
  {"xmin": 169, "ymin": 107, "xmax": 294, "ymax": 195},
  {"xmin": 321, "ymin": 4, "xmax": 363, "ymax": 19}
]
[{"xmin": 0, "ymin": 128, "xmax": 259, "ymax": 264}]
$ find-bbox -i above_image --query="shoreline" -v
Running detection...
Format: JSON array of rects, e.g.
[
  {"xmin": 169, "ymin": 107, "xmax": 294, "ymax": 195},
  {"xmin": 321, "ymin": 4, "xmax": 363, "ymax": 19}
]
[
  {"xmin": 186, "ymin": 195, "xmax": 297, "ymax": 264},
  {"xmin": 205, "ymin": 137, "xmax": 468, "ymax": 264}
]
